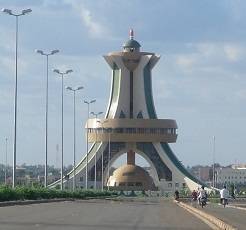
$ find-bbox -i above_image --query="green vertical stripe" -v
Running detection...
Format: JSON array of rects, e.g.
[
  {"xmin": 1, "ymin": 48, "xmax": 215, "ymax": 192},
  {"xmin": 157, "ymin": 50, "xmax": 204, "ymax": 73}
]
[
  {"xmin": 130, "ymin": 71, "xmax": 133, "ymax": 118},
  {"xmin": 106, "ymin": 63, "xmax": 120, "ymax": 118},
  {"xmin": 143, "ymin": 62, "xmax": 157, "ymax": 119}
]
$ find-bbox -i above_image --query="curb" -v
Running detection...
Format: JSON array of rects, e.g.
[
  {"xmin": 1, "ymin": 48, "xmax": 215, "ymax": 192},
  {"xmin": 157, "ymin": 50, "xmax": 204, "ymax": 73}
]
[
  {"xmin": 0, "ymin": 198, "xmax": 73, "ymax": 207},
  {"xmin": 0, "ymin": 195, "xmax": 118, "ymax": 207},
  {"xmin": 227, "ymin": 205, "xmax": 246, "ymax": 211},
  {"xmin": 174, "ymin": 200, "xmax": 237, "ymax": 230}
]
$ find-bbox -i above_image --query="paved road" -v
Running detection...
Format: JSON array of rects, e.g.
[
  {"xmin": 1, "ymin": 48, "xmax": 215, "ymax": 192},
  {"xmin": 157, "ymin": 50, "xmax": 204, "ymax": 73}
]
[
  {"xmin": 195, "ymin": 202, "xmax": 246, "ymax": 230},
  {"xmin": 0, "ymin": 198, "xmax": 211, "ymax": 230}
]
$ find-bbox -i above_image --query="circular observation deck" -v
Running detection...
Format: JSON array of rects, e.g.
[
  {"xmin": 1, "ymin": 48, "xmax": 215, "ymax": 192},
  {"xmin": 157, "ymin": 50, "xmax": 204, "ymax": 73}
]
[{"xmin": 85, "ymin": 118, "xmax": 177, "ymax": 143}]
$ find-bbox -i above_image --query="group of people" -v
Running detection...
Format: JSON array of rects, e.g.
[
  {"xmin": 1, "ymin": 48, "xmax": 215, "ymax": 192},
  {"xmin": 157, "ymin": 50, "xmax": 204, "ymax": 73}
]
[
  {"xmin": 174, "ymin": 186, "xmax": 208, "ymax": 205},
  {"xmin": 191, "ymin": 186, "xmax": 207, "ymax": 206},
  {"xmin": 174, "ymin": 185, "xmax": 231, "ymax": 208},
  {"xmin": 190, "ymin": 185, "xmax": 230, "ymax": 207}
]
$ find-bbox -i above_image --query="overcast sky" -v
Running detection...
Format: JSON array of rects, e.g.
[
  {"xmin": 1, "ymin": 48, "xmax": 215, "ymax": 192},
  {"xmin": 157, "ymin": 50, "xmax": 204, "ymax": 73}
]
[{"xmin": 0, "ymin": 0, "xmax": 246, "ymax": 168}]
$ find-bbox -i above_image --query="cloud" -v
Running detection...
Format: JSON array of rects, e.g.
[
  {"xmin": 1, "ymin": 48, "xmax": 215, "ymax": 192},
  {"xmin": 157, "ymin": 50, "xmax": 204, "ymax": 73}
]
[
  {"xmin": 79, "ymin": 7, "xmax": 105, "ymax": 38},
  {"xmin": 1, "ymin": 0, "xmax": 246, "ymax": 166},
  {"xmin": 0, "ymin": 56, "xmax": 13, "ymax": 75},
  {"xmin": 223, "ymin": 0, "xmax": 246, "ymax": 22},
  {"xmin": 192, "ymin": 42, "xmax": 244, "ymax": 61},
  {"xmin": 154, "ymin": 79, "xmax": 173, "ymax": 100},
  {"xmin": 235, "ymin": 89, "xmax": 246, "ymax": 100},
  {"xmin": 176, "ymin": 55, "xmax": 196, "ymax": 70},
  {"xmin": 196, "ymin": 43, "xmax": 217, "ymax": 57},
  {"xmin": 0, "ymin": 25, "xmax": 15, "ymax": 52},
  {"xmin": 224, "ymin": 44, "xmax": 241, "ymax": 61},
  {"xmin": 173, "ymin": 42, "xmax": 246, "ymax": 77},
  {"xmin": 65, "ymin": 0, "xmax": 108, "ymax": 39}
]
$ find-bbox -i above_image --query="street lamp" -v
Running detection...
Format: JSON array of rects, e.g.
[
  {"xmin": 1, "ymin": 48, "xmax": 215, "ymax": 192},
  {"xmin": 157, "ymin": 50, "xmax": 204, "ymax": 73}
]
[
  {"xmin": 66, "ymin": 86, "xmax": 84, "ymax": 191},
  {"xmin": 5, "ymin": 138, "xmax": 8, "ymax": 185},
  {"xmin": 96, "ymin": 120, "xmax": 108, "ymax": 191},
  {"xmin": 107, "ymin": 129, "xmax": 111, "ymax": 191},
  {"xmin": 90, "ymin": 112, "xmax": 103, "ymax": 189},
  {"xmin": 212, "ymin": 136, "xmax": 216, "ymax": 188},
  {"xmin": 2, "ymin": 8, "xmax": 32, "ymax": 188},
  {"xmin": 53, "ymin": 69, "xmax": 73, "ymax": 190},
  {"xmin": 84, "ymin": 99, "xmax": 96, "ymax": 189},
  {"xmin": 36, "ymin": 49, "xmax": 59, "ymax": 187}
]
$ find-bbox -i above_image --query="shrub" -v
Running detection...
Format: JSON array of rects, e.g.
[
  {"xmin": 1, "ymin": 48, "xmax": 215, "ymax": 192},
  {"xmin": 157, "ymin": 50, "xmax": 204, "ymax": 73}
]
[
  {"xmin": 0, "ymin": 186, "xmax": 16, "ymax": 201},
  {"xmin": 0, "ymin": 185, "xmax": 117, "ymax": 202}
]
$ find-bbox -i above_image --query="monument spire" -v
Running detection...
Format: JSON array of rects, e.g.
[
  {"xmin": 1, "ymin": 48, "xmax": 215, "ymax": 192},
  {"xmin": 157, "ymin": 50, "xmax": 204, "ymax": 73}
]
[{"xmin": 129, "ymin": 28, "xmax": 134, "ymax": 40}]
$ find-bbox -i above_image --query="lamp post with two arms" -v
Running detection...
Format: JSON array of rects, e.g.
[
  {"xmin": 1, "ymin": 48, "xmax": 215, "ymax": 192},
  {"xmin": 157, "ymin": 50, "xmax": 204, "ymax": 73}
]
[
  {"xmin": 36, "ymin": 49, "xmax": 59, "ymax": 187},
  {"xmin": 90, "ymin": 111, "xmax": 103, "ymax": 189},
  {"xmin": 83, "ymin": 100, "xmax": 96, "ymax": 189},
  {"xmin": 53, "ymin": 69, "xmax": 73, "ymax": 190},
  {"xmin": 66, "ymin": 86, "xmax": 84, "ymax": 191},
  {"xmin": 2, "ymin": 8, "xmax": 32, "ymax": 188}
]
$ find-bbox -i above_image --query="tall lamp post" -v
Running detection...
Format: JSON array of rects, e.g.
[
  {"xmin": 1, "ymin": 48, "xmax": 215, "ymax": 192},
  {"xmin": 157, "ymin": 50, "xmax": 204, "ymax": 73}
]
[
  {"xmin": 36, "ymin": 49, "xmax": 59, "ymax": 187},
  {"xmin": 53, "ymin": 69, "xmax": 73, "ymax": 190},
  {"xmin": 2, "ymin": 8, "xmax": 32, "ymax": 188},
  {"xmin": 96, "ymin": 120, "xmax": 108, "ymax": 191},
  {"xmin": 5, "ymin": 138, "xmax": 8, "ymax": 185},
  {"xmin": 66, "ymin": 86, "xmax": 84, "ymax": 191},
  {"xmin": 90, "ymin": 112, "xmax": 103, "ymax": 189},
  {"xmin": 212, "ymin": 136, "xmax": 216, "ymax": 188},
  {"xmin": 84, "ymin": 100, "xmax": 96, "ymax": 189},
  {"xmin": 107, "ymin": 129, "xmax": 111, "ymax": 191}
]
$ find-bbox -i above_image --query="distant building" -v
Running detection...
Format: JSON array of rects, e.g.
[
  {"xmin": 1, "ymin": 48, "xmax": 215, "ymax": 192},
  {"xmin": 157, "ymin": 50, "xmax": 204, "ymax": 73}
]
[
  {"xmin": 216, "ymin": 165, "xmax": 246, "ymax": 188},
  {"xmin": 232, "ymin": 164, "xmax": 246, "ymax": 170},
  {"xmin": 191, "ymin": 166, "xmax": 211, "ymax": 182}
]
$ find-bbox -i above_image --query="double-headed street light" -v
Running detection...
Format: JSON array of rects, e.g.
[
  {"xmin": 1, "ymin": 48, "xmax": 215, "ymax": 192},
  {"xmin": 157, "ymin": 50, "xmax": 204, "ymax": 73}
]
[
  {"xmin": 2, "ymin": 8, "xmax": 32, "ymax": 15},
  {"xmin": 66, "ymin": 86, "xmax": 84, "ymax": 191},
  {"xmin": 36, "ymin": 49, "xmax": 59, "ymax": 187},
  {"xmin": 2, "ymin": 8, "xmax": 32, "ymax": 188},
  {"xmin": 90, "ymin": 112, "xmax": 103, "ymax": 118},
  {"xmin": 53, "ymin": 69, "xmax": 73, "ymax": 190},
  {"xmin": 84, "ymin": 100, "xmax": 96, "ymax": 189},
  {"xmin": 90, "ymin": 112, "xmax": 103, "ymax": 189}
]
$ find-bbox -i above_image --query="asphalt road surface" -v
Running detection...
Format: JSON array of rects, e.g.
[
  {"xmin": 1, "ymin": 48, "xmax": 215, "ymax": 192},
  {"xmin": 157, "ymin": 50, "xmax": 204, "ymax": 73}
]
[
  {"xmin": 0, "ymin": 198, "xmax": 211, "ymax": 230},
  {"xmin": 198, "ymin": 202, "xmax": 246, "ymax": 230}
]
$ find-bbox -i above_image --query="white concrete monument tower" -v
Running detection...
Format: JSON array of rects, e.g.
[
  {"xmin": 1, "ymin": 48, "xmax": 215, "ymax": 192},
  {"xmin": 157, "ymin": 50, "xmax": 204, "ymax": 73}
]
[{"xmin": 50, "ymin": 30, "xmax": 205, "ymax": 191}]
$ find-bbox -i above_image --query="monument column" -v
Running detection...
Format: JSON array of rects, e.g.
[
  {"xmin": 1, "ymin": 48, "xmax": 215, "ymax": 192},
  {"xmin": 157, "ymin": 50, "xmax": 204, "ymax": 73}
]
[{"xmin": 127, "ymin": 150, "xmax": 135, "ymax": 165}]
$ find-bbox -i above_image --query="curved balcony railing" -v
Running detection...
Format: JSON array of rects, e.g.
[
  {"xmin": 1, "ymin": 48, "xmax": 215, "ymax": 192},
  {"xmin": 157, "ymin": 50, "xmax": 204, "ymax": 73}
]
[{"xmin": 86, "ymin": 118, "xmax": 178, "ymax": 143}]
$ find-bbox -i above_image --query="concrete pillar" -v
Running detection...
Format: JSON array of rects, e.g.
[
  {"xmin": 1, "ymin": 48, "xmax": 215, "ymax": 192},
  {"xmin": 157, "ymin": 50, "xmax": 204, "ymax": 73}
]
[{"xmin": 127, "ymin": 150, "xmax": 135, "ymax": 165}]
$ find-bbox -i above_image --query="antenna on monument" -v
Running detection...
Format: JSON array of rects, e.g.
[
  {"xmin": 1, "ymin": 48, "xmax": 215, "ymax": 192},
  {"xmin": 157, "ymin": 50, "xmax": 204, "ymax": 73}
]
[{"xmin": 129, "ymin": 29, "xmax": 134, "ymax": 40}]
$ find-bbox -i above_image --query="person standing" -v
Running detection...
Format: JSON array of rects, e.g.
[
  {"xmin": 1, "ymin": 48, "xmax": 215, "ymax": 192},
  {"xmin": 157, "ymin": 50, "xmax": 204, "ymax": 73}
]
[
  {"xmin": 174, "ymin": 190, "xmax": 179, "ymax": 201},
  {"xmin": 191, "ymin": 190, "xmax": 198, "ymax": 201},
  {"xmin": 198, "ymin": 186, "xmax": 207, "ymax": 206},
  {"xmin": 220, "ymin": 185, "xmax": 229, "ymax": 206}
]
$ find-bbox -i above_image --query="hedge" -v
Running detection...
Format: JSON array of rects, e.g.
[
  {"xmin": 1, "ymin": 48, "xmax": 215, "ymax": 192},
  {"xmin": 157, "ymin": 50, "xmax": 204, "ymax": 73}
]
[{"xmin": 0, "ymin": 186, "xmax": 117, "ymax": 202}]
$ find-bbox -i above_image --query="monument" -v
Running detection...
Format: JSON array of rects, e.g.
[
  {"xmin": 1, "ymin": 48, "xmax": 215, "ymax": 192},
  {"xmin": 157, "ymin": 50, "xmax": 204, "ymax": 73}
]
[{"xmin": 50, "ymin": 30, "xmax": 205, "ymax": 192}]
